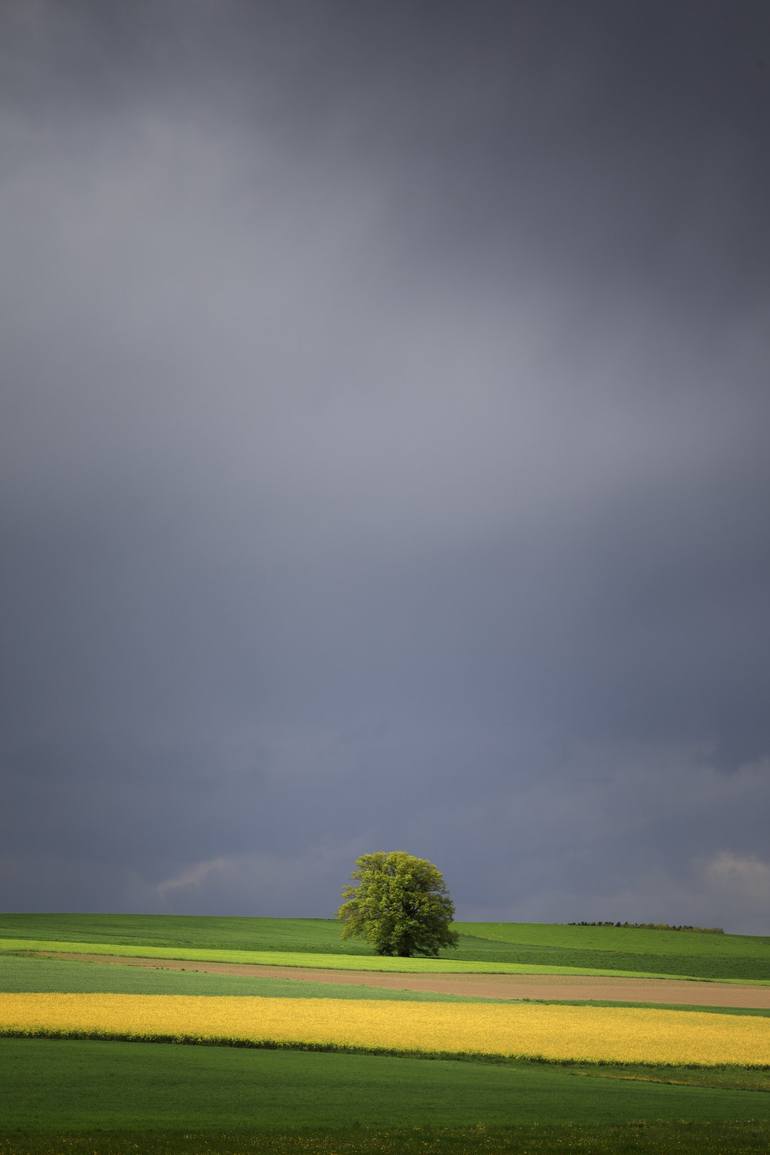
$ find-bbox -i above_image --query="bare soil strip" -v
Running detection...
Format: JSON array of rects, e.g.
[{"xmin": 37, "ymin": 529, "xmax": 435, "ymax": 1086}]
[{"xmin": 30, "ymin": 952, "xmax": 770, "ymax": 1008}]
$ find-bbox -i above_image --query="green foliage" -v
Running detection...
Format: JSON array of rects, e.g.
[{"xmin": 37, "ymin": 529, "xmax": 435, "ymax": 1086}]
[{"xmin": 338, "ymin": 852, "xmax": 460, "ymax": 958}]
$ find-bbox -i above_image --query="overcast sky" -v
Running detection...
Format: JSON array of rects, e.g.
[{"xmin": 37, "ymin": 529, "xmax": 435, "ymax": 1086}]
[{"xmin": 2, "ymin": 0, "xmax": 769, "ymax": 933}]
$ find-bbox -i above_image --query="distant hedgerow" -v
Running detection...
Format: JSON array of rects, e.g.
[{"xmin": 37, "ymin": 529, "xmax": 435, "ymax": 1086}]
[{"xmin": 568, "ymin": 922, "xmax": 724, "ymax": 934}]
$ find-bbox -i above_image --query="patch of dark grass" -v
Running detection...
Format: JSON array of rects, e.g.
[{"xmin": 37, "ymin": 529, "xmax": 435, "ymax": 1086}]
[{"xmin": 2, "ymin": 1123, "xmax": 770, "ymax": 1154}]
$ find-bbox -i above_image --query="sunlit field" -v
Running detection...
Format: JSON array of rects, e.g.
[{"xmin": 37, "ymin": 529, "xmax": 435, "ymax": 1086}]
[
  {"xmin": 2, "ymin": 915, "xmax": 770, "ymax": 1153},
  {"xmin": 3, "ymin": 913, "xmax": 770, "ymax": 979},
  {"xmin": 4, "ymin": 992, "xmax": 770, "ymax": 1065}
]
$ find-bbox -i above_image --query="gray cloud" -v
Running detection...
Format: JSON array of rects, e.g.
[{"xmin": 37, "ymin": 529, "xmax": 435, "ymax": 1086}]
[{"xmin": 2, "ymin": 0, "xmax": 769, "ymax": 931}]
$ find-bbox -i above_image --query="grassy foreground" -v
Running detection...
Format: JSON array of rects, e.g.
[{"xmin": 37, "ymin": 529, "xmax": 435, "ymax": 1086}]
[
  {"xmin": 5, "ymin": 1126, "xmax": 770, "ymax": 1154},
  {"xmin": 3, "ymin": 1039, "xmax": 770, "ymax": 1152},
  {"xmin": 2, "ymin": 913, "xmax": 770, "ymax": 980},
  {"xmin": 4, "ymin": 1044, "xmax": 770, "ymax": 1150},
  {"xmin": 3, "ymin": 1037, "xmax": 770, "ymax": 1129}
]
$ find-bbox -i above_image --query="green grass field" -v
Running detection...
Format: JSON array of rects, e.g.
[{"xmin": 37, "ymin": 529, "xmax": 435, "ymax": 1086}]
[
  {"xmin": 4, "ymin": 1126, "xmax": 770, "ymax": 1155},
  {"xmin": 3, "ymin": 914, "xmax": 770, "ymax": 1153},
  {"xmin": 0, "ymin": 937, "xmax": 710, "ymax": 980},
  {"xmin": 2, "ymin": 1037, "xmax": 770, "ymax": 1128},
  {"xmin": 0, "ymin": 954, "xmax": 499, "ymax": 1002},
  {"xmin": 3, "ymin": 913, "xmax": 770, "ymax": 980},
  {"xmin": 458, "ymin": 921, "xmax": 770, "ymax": 980},
  {"xmin": 1, "ymin": 1039, "xmax": 770, "ymax": 1153}
]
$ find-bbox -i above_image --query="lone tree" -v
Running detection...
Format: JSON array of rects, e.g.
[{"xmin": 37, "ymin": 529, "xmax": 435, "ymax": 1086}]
[{"xmin": 338, "ymin": 850, "xmax": 459, "ymax": 958}]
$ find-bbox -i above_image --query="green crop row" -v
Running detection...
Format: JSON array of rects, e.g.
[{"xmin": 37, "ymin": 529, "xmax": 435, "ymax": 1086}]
[{"xmin": 2, "ymin": 914, "xmax": 770, "ymax": 982}]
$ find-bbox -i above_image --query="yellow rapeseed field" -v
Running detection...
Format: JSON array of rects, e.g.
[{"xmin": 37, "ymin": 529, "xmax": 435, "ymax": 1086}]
[{"xmin": 2, "ymin": 993, "xmax": 770, "ymax": 1065}]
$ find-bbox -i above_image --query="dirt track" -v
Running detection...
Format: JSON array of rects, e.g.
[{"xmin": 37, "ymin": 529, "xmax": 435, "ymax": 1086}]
[{"xmin": 34, "ymin": 952, "xmax": 770, "ymax": 1009}]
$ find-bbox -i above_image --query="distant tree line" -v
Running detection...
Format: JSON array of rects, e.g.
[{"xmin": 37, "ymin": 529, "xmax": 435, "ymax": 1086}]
[{"xmin": 568, "ymin": 921, "xmax": 724, "ymax": 933}]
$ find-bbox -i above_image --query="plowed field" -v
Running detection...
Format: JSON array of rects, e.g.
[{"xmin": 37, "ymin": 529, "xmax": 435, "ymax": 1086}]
[{"xmin": 36, "ymin": 952, "xmax": 770, "ymax": 1009}]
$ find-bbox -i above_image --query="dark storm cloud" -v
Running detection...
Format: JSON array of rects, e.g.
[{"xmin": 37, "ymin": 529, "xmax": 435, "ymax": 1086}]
[{"xmin": 1, "ymin": 1, "xmax": 769, "ymax": 930}]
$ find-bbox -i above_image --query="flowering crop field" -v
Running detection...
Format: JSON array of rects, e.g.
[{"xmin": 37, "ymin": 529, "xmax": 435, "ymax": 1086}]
[{"xmin": 3, "ymin": 992, "xmax": 770, "ymax": 1065}]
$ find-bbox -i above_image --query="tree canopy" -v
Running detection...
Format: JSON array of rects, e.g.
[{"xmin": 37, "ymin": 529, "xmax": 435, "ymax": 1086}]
[{"xmin": 337, "ymin": 850, "xmax": 459, "ymax": 958}]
